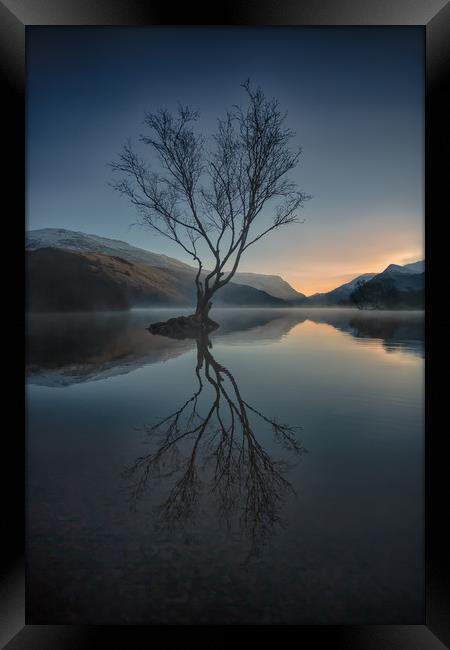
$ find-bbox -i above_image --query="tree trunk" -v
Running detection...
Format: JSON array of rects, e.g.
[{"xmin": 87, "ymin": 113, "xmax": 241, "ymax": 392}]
[
  {"xmin": 149, "ymin": 290, "xmax": 218, "ymax": 340},
  {"xmin": 195, "ymin": 292, "xmax": 213, "ymax": 323}
]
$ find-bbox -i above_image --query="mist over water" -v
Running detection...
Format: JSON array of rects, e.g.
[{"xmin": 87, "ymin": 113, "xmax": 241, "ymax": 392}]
[{"xmin": 26, "ymin": 308, "xmax": 424, "ymax": 624}]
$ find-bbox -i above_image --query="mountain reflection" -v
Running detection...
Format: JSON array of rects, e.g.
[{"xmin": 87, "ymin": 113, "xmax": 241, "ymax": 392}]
[
  {"xmin": 345, "ymin": 313, "xmax": 424, "ymax": 357},
  {"xmin": 26, "ymin": 308, "xmax": 424, "ymax": 386},
  {"xmin": 124, "ymin": 331, "xmax": 305, "ymax": 559}
]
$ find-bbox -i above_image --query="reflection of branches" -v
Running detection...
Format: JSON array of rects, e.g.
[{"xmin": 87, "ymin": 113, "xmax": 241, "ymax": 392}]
[{"xmin": 123, "ymin": 331, "xmax": 306, "ymax": 558}]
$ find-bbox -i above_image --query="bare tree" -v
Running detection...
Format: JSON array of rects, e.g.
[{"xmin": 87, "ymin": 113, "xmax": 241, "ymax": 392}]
[{"xmin": 110, "ymin": 80, "xmax": 309, "ymax": 331}]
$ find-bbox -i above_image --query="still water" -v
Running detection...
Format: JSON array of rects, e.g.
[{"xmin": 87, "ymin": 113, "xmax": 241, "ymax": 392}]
[{"xmin": 26, "ymin": 308, "xmax": 424, "ymax": 624}]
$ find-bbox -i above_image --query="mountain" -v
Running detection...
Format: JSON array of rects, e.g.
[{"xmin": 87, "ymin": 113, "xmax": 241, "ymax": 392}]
[
  {"xmin": 305, "ymin": 273, "xmax": 376, "ymax": 306},
  {"xmin": 349, "ymin": 266, "xmax": 424, "ymax": 310},
  {"xmin": 304, "ymin": 260, "xmax": 425, "ymax": 307},
  {"xmin": 27, "ymin": 248, "xmax": 131, "ymax": 312},
  {"xmin": 26, "ymin": 228, "xmax": 193, "ymax": 273},
  {"xmin": 230, "ymin": 272, "xmax": 305, "ymax": 301},
  {"xmin": 381, "ymin": 263, "xmax": 412, "ymax": 275},
  {"xmin": 403, "ymin": 260, "xmax": 424, "ymax": 273},
  {"xmin": 382, "ymin": 261, "xmax": 424, "ymax": 276},
  {"xmin": 26, "ymin": 248, "xmax": 287, "ymax": 312},
  {"xmin": 26, "ymin": 228, "xmax": 303, "ymax": 301},
  {"xmin": 25, "ymin": 229, "xmax": 424, "ymax": 310}
]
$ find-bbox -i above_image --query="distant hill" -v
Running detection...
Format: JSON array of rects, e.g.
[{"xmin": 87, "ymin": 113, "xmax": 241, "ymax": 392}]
[
  {"xmin": 383, "ymin": 261, "xmax": 425, "ymax": 275},
  {"xmin": 25, "ymin": 229, "xmax": 424, "ymax": 311},
  {"xmin": 230, "ymin": 272, "xmax": 305, "ymax": 301},
  {"xmin": 26, "ymin": 248, "xmax": 287, "ymax": 312},
  {"xmin": 26, "ymin": 228, "xmax": 304, "ymax": 301},
  {"xmin": 26, "ymin": 228, "xmax": 193, "ymax": 272},
  {"xmin": 304, "ymin": 260, "xmax": 424, "ymax": 308},
  {"xmin": 27, "ymin": 248, "xmax": 131, "ymax": 312},
  {"xmin": 402, "ymin": 260, "xmax": 424, "ymax": 273},
  {"xmin": 349, "ymin": 265, "xmax": 424, "ymax": 310},
  {"xmin": 305, "ymin": 273, "xmax": 376, "ymax": 306}
]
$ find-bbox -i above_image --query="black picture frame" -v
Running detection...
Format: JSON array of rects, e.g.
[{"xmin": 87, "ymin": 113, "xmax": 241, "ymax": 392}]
[{"xmin": 2, "ymin": 1, "xmax": 449, "ymax": 646}]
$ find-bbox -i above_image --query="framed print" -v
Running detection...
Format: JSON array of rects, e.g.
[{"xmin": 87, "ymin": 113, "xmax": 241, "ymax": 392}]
[{"xmin": 2, "ymin": 0, "xmax": 449, "ymax": 647}]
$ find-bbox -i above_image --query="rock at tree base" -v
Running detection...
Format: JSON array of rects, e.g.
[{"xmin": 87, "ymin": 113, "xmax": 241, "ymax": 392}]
[{"xmin": 148, "ymin": 314, "xmax": 219, "ymax": 340}]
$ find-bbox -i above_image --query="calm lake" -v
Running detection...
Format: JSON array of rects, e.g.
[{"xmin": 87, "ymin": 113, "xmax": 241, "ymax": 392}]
[{"xmin": 26, "ymin": 308, "xmax": 424, "ymax": 624}]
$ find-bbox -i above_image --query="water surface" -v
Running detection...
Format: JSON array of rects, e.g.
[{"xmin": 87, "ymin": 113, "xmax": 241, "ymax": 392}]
[{"xmin": 26, "ymin": 308, "xmax": 424, "ymax": 624}]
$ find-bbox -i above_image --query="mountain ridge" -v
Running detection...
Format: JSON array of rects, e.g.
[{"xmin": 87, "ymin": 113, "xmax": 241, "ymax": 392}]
[
  {"xmin": 26, "ymin": 228, "xmax": 304, "ymax": 301},
  {"xmin": 26, "ymin": 228, "xmax": 424, "ymax": 309},
  {"xmin": 304, "ymin": 261, "xmax": 424, "ymax": 306},
  {"xmin": 26, "ymin": 247, "xmax": 288, "ymax": 312}
]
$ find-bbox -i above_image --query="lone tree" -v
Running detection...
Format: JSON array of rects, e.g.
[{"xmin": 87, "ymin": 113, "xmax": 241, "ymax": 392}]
[{"xmin": 111, "ymin": 80, "xmax": 309, "ymax": 334}]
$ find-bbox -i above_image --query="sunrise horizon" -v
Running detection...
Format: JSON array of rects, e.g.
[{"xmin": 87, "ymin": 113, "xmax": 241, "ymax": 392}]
[
  {"xmin": 27, "ymin": 26, "xmax": 423, "ymax": 299},
  {"xmin": 26, "ymin": 223, "xmax": 424, "ymax": 298}
]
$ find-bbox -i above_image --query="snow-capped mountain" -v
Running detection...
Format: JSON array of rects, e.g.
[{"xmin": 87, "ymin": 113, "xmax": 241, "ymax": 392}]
[
  {"xmin": 401, "ymin": 260, "xmax": 425, "ymax": 274},
  {"xmin": 349, "ymin": 261, "xmax": 425, "ymax": 309},
  {"xmin": 381, "ymin": 261, "xmax": 425, "ymax": 276},
  {"xmin": 26, "ymin": 228, "xmax": 193, "ymax": 272},
  {"xmin": 230, "ymin": 272, "xmax": 305, "ymax": 301},
  {"xmin": 26, "ymin": 228, "xmax": 304, "ymax": 300},
  {"xmin": 304, "ymin": 260, "xmax": 424, "ymax": 307}
]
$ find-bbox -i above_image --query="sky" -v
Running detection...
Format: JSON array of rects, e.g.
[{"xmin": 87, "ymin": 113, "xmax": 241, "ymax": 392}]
[{"xmin": 27, "ymin": 27, "xmax": 424, "ymax": 295}]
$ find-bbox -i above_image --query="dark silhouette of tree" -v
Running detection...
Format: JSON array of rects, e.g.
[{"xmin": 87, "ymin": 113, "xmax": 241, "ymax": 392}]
[
  {"xmin": 123, "ymin": 331, "xmax": 306, "ymax": 559},
  {"xmin": 350, "ymin": 279, "xmax": 374, "ymax": 310},
  {"xmin": 350, "ymin": 277, "xmax": 423, "ymax": 310},
  {"xmin": 110, "ymin": 81, "xmax": 309, "ymax": 329}
]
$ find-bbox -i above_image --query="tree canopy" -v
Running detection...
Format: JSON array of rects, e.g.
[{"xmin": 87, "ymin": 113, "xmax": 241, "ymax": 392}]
[{"xmin": 111, "ymin": 80, "xmax": 309, "ymax": 319}]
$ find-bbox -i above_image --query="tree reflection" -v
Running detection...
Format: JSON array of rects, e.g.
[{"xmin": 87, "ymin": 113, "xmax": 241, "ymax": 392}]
[{"xmin": 123, "ymin": 330, "xmax": 306, "ymax": 558}]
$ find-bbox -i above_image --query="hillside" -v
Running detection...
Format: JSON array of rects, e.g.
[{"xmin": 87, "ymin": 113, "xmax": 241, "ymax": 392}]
[
  {"xmin": 230, "ymin": 272, "xmax": 305, "ymax": 301},
  {"xmin": 26, "ymin": 228, "xmax": 303, "ymax": 301},
  {"xmin": 27, "ymin": 248, "xmax": 131, "ymax": 312},
  {"xmin": 304, "ymin": 260, "xmax": 424, "ymax": 308},
  {"xmin": 25, "ymin": 229, "xmax": 424, "ymax": 310},
  {"xmin": 26, "ymin": 248, "xmax": 287, "ymax": 312},
  {"xmin": 402, "ymin": 261, "xmax": 425, "ymax": 273},
  {"xmin": 26, "ymin": 228, "xmax": 192, "ymax": 273},
  {"xmin": 349, "ymin": 269, "xmax": 424, "ymax": 310}
]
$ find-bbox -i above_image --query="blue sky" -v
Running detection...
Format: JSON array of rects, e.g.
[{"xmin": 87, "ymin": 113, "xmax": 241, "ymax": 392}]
[{"xmin": 27, "ymin": 26, "xmax": 424, "ymax": 293}]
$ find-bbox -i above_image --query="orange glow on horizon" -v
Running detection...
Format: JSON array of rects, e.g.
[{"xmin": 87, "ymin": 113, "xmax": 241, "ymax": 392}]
[
  {"xmin": 288, "ymin": 274, "xmax": 359, "ymax": 296},
  {"xmin": 282, "ymin": 249, "xmax": 424, "ymax": 296}
]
